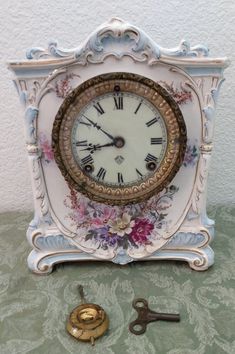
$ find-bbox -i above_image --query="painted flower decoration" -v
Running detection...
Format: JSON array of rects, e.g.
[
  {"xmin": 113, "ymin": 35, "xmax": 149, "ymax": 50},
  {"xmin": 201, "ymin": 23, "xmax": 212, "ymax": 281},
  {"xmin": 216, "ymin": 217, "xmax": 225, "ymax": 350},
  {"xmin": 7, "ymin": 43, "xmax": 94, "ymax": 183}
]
[
  {"xmin": 91, "ymin": 206, "xmax": 117, "ymax": 227},
  {"xmin": 39, "ymin": 133, "xmax": 54, "ymax": 163},
  {"xmin": 108, "ymin": 213, "xmax": 135, "ymax": 236},
  {"xmin": 94, "ymin": 226, "xmax": 119, "ymax": 247},
  {"xmin": 159, "ymin": 81, "xmax": 192, "ymax": 105},
  {"xmin": 183, "ymin": 144, "xmax": 199, "ymax": 167},
  {"xmin": 55, "ymin": 73, "xmax": 80, "ymax": 99},
  {"xmin": 65, "ymin": 184, "xmax": 179, "ymax": 250},
  {"xmin": 130, "ymin": 218, "xmax": 154, "ymax": 245}
]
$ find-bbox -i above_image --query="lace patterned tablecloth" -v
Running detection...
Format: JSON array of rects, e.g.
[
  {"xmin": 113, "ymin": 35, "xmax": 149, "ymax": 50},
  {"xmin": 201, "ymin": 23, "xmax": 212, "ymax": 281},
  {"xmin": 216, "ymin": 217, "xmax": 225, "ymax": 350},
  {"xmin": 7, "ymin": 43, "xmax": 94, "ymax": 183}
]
[{"xmin": 0, "ymin": 206, "xmax": 235, "ymax": 354}]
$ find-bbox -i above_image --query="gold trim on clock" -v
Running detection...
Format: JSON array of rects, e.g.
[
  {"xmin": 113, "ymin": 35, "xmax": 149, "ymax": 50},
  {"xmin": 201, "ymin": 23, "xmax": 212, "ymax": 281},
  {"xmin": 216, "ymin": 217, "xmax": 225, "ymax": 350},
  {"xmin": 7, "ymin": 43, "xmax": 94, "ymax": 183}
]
[{"xmin": 52, "ymin": 72, "xmax": 187, "ymax": 205}]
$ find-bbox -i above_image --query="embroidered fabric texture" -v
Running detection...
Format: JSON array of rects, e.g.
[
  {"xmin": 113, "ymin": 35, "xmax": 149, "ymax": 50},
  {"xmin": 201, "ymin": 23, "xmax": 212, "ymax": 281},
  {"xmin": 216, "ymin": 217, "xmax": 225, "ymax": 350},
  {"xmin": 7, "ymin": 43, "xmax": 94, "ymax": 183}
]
[{"xmin": 0, "ymin": 206, "xmax": 234, "ymax": 354}]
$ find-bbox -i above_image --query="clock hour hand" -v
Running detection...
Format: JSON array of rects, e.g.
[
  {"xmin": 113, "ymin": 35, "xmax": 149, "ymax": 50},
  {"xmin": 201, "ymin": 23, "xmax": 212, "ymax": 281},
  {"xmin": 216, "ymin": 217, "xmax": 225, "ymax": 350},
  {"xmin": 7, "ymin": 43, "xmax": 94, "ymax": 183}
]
[
  {"xmin": 80, "ymin": 142, "xmax": 115, "ymax": 153},
  {"xmin": 82, "ymin": 115, "xmax": 115, "ymax": 141}
]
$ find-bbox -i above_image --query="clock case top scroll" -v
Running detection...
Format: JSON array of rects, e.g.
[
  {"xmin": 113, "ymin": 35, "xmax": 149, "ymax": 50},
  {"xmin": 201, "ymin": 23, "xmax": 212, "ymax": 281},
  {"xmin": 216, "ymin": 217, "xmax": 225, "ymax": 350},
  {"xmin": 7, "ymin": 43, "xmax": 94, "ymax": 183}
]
[
  {"xmin": 8, "ymin": 17, "xmax": 229, "ymax": 273},
  {"xmin": 52, "ymin": 72, "xmax": 187, "ymax": 205}
]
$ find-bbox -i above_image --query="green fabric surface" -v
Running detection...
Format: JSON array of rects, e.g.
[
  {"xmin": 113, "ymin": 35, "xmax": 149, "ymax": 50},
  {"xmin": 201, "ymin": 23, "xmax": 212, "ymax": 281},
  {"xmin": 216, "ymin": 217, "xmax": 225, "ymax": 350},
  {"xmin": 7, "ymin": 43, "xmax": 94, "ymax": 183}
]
[{"xmin": 0, "ymin": 206, "xmax": 235, "ymax": 354}]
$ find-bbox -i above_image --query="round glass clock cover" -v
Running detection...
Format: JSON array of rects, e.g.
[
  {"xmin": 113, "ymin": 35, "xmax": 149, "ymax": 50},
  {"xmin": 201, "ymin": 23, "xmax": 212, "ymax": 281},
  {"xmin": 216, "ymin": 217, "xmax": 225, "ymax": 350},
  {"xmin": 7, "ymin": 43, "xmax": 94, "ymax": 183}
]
[{"xmin": 52, "ymin": 73, "xmax": 187, "ymax": 205}]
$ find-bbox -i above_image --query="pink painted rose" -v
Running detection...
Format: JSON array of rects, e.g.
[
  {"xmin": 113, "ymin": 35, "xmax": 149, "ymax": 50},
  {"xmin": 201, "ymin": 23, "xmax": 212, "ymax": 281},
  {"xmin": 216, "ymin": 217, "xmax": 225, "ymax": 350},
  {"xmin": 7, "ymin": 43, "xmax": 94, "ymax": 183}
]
[
  {"xmin": 43, "ymin": 143, "xmax": 54, "ymax": 162},
  {"xmin": 39, "ymin": 133, "xmax": 54, "ymax": 162},
  {"xmin": 130, "ymin": 218, "xmax": 154, "ymax": 244},
  {"xmin": 91, "ymin": 206, "xmax": 117, "ymax": 228}
]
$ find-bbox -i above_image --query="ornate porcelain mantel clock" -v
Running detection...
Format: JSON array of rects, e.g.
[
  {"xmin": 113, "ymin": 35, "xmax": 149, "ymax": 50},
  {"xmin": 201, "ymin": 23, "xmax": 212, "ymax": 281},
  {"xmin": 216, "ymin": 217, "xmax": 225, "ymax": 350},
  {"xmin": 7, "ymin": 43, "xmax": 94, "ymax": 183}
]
[{"xmin": 9, "ymin": 18, "xmax": 229, "ymax": 274}]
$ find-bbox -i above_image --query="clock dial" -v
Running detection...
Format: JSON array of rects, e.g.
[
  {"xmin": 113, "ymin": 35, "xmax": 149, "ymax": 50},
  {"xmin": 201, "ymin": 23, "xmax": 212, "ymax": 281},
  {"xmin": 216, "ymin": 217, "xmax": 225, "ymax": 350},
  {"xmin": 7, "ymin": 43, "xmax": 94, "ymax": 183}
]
[
  {"xmin": 52, "ymin": 73, "xmax": 187, "ymax": 205},
  {"xmin": 71, "ymin": 92, "xmax": 167, "ymax": 188}
]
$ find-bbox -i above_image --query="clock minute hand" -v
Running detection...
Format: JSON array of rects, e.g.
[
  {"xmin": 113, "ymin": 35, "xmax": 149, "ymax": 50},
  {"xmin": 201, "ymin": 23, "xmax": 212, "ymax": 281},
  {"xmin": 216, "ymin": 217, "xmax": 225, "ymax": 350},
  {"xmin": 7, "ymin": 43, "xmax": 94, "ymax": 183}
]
[{"xmin": 82, "ymin": 115, "xmax": 115, "ymax": 141}]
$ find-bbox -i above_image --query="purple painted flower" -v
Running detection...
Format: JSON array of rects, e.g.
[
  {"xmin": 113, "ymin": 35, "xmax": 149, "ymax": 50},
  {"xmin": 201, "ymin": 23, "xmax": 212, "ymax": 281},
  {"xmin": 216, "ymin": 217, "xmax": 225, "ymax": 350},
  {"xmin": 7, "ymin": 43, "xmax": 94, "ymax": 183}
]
[
  {"xmin": 91, "ymin": 206, "xmax": 118, "ymax": 228},
  {"xmin": 183, "ymin": 144, "xmax": 199, "ymax": 167},
  {"xmin": 130, "ymin": 218, "xmax": 154, "ymax": 245},
  {"xmin": 94, "ymin": 226, "xmax": 120, "ymax": 249}
]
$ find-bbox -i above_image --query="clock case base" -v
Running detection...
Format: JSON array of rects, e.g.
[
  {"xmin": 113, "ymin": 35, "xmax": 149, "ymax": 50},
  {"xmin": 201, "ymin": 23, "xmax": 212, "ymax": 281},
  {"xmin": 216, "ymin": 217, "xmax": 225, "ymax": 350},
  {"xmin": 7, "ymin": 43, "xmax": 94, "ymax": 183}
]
[
  {"xmin": 27, "ymin": 247, "xmax": 214, "ymax": 275},
  {"xmin": 27, "ymin": 222, "xmax": 214, "ymax": 274}
]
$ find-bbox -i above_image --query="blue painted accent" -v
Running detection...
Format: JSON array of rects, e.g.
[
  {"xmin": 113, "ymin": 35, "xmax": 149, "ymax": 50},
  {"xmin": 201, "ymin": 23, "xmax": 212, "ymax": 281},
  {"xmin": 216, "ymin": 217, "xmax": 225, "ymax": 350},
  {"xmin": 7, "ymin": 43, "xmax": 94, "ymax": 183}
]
[
  {"xmin": 20, "ymin": 91, "xmax": 27, "ymax": 105},
  {"xmin": 35, "ymin": 234, "xmax": 77, "ymax": 250},
  {"xmin": 185, "ymin": 67, "xmax": 223, "ymax": 76},
  {"xmin": 28, "ymin": 213, "xmax": 53, "ymax": 231},
  {"xmin": 25, "ymin": 106, "xmax": 39, "ymax": 144},
  {"xmin": 203, "ymin": 106, "xmax": 215, "ymax": 121},
  {"xmin": 167, "ymin": 232, "xmax": 206, "ymax": 247},
  {"xmin": 26, "ymin": 47, "xmax": 46, "ymax": 60},
  {"xmin": 12, "ymin": 68, "xmax": 56, "ymax": 77},
  {"xmin": 112, "ymin": 249, "xmax": 133, "ymax": 265},
  {"xmin": 28, "ymin": 215, "xmax": 40, "ymax": 230},
  {"xmin": 211, "ymin": 78, "xmax": 225, "ymax": 104}
]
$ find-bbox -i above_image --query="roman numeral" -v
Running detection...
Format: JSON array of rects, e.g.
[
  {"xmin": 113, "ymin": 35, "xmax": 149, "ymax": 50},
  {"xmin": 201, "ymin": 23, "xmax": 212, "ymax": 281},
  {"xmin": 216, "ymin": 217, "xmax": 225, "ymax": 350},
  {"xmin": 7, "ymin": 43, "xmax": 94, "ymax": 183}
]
[
  {"xmin": 134, "ymin": 101, "xmax": 142, "ymax": 114},
  {"xmin": 146, "ymin": 117, "xmax": 159, "ymax": 127},
  {"xmin": 145, "ymin": 153, "xmax": 158, "ymax": 162},
  {"xmin": 151, "ymin": 138, "xmax": 163, "ymax": 145},
  {"xmin": 136, "ymin": 168, "xmax": 143, "ymax": 178},
  {"xmin": 118, "ymin": 172, "xmax": 124, "ymax": 184},
  {"xmin": 96, "ymin": 167, "xmax": 106, "ymax": 181},
  {"xmin": 75, "ymin": 140, "xmax": 88, "ymax": 147},
  {"xmin": 114, "ymin": 95, "xmax": 123, "ymax": 110},
  {"xmin": 81, "ymin": 155, "xmax": 93, "ymax": 165},
  {"xmin": 93, "ymin": 102, "xmax": 105, "ymax": 115}
]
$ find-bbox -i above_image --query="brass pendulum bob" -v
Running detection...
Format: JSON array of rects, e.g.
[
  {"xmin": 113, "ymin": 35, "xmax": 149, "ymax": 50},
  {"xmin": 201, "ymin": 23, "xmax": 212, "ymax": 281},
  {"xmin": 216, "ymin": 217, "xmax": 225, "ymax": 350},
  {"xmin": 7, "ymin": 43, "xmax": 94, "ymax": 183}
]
[{"xmin": 66, "ymin": 285, "xmax": 109, "ymax": 345}]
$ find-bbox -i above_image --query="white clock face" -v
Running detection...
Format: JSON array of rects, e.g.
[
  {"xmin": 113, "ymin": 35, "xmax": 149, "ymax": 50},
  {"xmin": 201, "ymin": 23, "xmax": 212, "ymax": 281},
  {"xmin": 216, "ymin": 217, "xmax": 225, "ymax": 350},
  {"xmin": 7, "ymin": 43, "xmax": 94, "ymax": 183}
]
[{"xmin": 71, "ymin": 91, "xmax": 168, "ymax": 187}]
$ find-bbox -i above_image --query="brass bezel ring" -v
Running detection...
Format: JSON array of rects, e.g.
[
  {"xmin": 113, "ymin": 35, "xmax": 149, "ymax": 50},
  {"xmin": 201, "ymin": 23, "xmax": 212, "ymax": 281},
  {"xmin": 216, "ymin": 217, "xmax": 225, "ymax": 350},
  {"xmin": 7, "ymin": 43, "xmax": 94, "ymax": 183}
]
[{"xmin": 52, "ymin": 72, "xmax": 187, "ymax": 205}]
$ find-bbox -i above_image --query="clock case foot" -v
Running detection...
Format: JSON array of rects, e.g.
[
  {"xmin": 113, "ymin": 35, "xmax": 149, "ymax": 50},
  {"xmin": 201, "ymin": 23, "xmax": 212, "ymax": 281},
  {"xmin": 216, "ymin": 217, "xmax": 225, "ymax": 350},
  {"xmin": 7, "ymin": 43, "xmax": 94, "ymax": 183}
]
[{"xmin": 144, "ymin": 247, "xmax": 214, "ymax": 271}]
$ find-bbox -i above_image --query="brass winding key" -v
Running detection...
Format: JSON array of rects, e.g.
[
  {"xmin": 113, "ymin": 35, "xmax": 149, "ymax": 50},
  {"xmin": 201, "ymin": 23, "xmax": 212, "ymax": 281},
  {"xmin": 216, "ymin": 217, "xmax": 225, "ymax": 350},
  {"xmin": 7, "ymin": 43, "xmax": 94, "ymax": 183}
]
[
  {"xmin": 66, "ymin": 285, "xmax": 109, "ymax": 345},
  {"xmin": 129, "ymin": 298, "xmax": 180, "ymax": 335}
]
